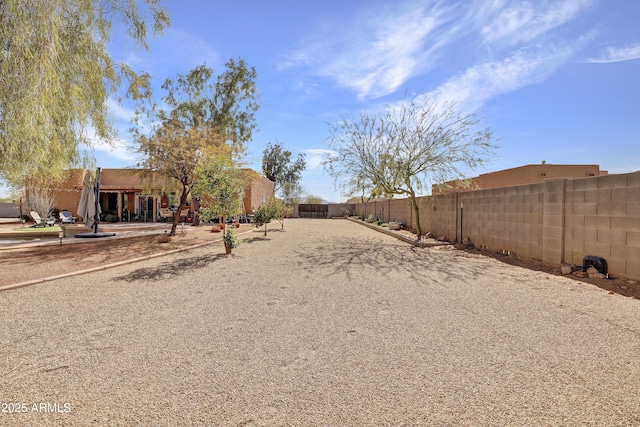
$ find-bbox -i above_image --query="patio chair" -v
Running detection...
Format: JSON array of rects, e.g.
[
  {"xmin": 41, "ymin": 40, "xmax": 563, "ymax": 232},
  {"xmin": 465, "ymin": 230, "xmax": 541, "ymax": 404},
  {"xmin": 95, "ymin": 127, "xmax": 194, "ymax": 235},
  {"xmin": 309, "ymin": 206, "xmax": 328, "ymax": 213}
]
[
  {"xmin": 59, "ymin": 210, "xmax": 75, "ymax": 224},
  {"xmin": 30, "ymin": 211, "xmax": 48, "ymax": 228},
  {"xmin": 159, "ymin": 208, "xmax": 174, "ymax": 222}
]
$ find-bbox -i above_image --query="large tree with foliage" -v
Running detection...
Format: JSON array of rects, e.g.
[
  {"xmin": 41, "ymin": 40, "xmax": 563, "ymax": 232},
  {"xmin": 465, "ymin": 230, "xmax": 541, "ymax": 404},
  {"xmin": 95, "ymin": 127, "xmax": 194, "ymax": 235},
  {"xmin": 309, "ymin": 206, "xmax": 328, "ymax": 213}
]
[
  {"xmin": 261, "ymin": 142, "xmax": 306, "ymax": 202},
  {"xmin": 0, "ymin": 0, "xmax": 169, "ymax": 189},
  {"xmin": 192, "ymin": 154, "xmax": 244, "ymax": 226},
  {"xmin": 323, "ymin": 96, "xmax": 495, "ymax": 237},
  {"xmin": 133, "ymin": 60, "xmax": 259, "ymax": 235}
]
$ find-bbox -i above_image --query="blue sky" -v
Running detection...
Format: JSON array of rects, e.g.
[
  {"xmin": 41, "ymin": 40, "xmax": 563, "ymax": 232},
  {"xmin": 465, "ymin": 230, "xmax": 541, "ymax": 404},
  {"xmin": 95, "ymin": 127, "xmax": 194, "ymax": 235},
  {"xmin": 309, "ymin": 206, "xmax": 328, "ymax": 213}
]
[{"xmin": 8, "ymin": 0, "xmax": 638, "ymax": 201}]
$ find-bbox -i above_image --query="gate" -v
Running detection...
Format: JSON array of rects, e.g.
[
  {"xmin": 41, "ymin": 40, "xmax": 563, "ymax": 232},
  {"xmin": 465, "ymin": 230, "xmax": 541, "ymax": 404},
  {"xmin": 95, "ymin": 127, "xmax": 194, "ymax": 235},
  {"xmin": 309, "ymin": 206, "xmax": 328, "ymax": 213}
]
[{"xmin": 298, "ymin": 204, "xmax": 328, "ymax": 219}]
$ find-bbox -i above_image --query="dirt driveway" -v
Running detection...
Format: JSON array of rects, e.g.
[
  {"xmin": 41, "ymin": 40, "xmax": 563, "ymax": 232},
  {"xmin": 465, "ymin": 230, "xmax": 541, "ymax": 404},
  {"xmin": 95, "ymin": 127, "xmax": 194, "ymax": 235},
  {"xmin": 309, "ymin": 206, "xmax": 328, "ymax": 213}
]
[
  {"xmin": 1, "ymin": 219, "xmax": 639, "ymax": 426},
  {"xmin": 2, "ymin": 220, "xmax": 638, "ymax": 298}
]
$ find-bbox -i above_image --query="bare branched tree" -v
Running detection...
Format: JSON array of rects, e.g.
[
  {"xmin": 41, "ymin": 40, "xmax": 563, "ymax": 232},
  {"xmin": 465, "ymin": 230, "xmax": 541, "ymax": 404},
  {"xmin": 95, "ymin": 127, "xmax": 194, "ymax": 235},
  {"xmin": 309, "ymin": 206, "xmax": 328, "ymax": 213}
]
[
  {"xmin": 323, "ymin": 96, "xmax": 496, "ymax": 237},
  {"xmin": 27, "ymin": 187, "xmax": 58, "ymax": 219}
]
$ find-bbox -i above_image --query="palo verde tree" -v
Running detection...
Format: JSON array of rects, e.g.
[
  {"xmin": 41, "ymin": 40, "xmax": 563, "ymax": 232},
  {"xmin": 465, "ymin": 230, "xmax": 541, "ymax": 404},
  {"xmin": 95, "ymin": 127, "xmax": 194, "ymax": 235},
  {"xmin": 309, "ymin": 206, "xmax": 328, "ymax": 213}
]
[
  {"xmin": 133, "ymin": 60, "xmax": 259, "ymax": 236},
  {"xmin": 261, "ymin": 142, "xmax": 306, "ymax": 203},
  {"xmin": 323, "ymin": 96, "xmax": 495, "ymax": 237},
  {"xmin": 0, "ymin": 0, "xmax": 169, "ymax": 189}
]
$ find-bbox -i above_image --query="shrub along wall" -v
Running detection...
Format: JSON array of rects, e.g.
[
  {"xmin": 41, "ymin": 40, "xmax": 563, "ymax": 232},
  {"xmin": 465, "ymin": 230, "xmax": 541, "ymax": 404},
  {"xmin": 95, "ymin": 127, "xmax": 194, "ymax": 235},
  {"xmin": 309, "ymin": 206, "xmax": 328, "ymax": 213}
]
[{"xmin": 344, "ymin": 171, "xmax": 639, "ymax": 281}]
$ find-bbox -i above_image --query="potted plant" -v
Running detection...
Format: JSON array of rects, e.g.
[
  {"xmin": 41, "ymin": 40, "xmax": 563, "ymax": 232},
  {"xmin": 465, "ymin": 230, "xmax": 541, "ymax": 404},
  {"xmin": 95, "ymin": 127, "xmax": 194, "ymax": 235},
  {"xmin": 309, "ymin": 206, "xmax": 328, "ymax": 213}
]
[
  {"xmin": 223, "ymin": 228, "xmax": 239, "ymax": 254},
  {"xmin": 157, "ymin": 232, "xmax": 172, "ymax": 243}
]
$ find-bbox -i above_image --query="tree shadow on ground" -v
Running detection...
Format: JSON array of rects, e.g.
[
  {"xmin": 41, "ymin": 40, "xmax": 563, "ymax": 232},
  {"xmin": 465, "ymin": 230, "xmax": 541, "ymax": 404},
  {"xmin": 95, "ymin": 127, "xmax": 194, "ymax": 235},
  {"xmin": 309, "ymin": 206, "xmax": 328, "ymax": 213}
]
[
  {"xmin": 241, "ymin": 237, "xmax": 271, "ymax": 244},
  {"xmin": 113, "ymin": 253, "xmax": 227, "ymax": 282},
  {"xmin": 292, "ymin": 235, "xmax": 494, "ymax": 286},
  {"xmin": 250, "ymin": 227, "xmax": 286, "ymax": 236}
]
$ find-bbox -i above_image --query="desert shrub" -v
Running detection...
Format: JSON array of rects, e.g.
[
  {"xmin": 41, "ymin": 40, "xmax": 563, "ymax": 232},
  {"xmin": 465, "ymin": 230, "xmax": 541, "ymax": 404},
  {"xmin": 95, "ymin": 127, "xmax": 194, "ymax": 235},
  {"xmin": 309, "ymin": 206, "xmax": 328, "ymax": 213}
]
[{"xmin": 104, "ymin": 214, "xmax": 119, "ymax": 223}]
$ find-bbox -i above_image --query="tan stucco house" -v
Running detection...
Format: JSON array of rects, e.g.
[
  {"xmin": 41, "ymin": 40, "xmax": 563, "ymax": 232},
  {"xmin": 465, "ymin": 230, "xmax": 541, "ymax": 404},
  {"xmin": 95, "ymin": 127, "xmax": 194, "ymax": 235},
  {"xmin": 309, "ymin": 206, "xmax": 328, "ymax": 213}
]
[{"xmin": 40, "ymin": 168, "xmax": 274, "ymax": 223}]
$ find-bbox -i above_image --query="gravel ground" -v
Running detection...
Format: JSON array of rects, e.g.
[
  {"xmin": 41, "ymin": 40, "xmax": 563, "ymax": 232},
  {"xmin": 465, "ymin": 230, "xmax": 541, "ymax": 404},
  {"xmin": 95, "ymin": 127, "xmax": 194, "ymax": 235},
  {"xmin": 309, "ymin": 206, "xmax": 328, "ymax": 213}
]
[
  {"xmin": 1, "ymin": 219, "xmax": 639, "ymax": 426},
  {"xmin": 0, "ymin": 223, "xmax": 254, "ymax": 288}
]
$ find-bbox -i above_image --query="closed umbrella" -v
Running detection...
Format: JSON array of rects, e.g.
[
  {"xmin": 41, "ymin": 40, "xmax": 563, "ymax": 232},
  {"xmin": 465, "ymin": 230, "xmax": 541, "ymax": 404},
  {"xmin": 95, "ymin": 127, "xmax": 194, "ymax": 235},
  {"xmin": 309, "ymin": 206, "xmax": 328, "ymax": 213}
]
[
  {"xmin": 75, "ymin": 168, "xmax": 115, "ymax": 238},
  {"xmin": 77, "ymin": 169, "xmax": 100, "ymax": 230}
]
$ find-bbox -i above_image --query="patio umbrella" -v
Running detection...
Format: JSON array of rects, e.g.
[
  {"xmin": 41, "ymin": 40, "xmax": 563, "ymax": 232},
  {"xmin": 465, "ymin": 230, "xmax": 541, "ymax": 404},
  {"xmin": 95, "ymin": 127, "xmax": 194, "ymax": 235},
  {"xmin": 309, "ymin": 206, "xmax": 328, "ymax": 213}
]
[
  {"xmin": 75, "ymin": 168, "xmax": 116, "ymax": 238},
  {"xmin": 77, "ymin": 169, "xmax": 101, "ymax": 231}
]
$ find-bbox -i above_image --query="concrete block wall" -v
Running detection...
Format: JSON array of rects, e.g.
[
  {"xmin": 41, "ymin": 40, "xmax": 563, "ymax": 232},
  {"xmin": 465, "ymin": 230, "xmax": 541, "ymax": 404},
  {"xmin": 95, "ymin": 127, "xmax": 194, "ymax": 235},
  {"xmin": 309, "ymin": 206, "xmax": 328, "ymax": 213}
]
[
  {"xmin": 457, "ymin": 183, "xmax": 545, "ymax": 260},
  {"xmin": 564, "ymin": 172, "xmax": 640, "ymax": 280},
  {"xmin": 352, "ymin": 199, "xmax": 414, "ymax": 227},
  {"xmin": 418, "ymin": 193, "xmax": 458, "ymax": 240},
  {"xmin": 327, "ymin": 204, "xmax": 355, "ymax": 218},
  {"xmin": 340, "ymin": 172, "xmax": 639, "ymax": 280}
]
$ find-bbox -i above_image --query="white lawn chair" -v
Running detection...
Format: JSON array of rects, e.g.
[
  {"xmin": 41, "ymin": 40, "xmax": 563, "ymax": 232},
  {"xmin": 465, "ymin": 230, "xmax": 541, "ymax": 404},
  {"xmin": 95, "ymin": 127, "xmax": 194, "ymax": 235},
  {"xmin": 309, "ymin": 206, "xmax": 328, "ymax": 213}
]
[
  {"xmin": 30, "ymin": 211, "xmax": 54, "ymax": 227},
  {"xmin": 59, "ymin": 210, "xmax": 75, "ymax": 224}
]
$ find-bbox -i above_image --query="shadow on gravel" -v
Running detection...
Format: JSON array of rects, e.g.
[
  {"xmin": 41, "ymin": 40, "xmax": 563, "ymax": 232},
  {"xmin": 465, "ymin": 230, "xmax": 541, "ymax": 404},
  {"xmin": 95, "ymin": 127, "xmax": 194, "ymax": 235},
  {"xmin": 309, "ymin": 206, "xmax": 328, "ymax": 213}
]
[
  {"xmin": 242, "ymin": 237, "xmax": 271, "ymax": 244},
  {"xmin": 465, "ymin": 247, "xmax": 640, "ymax": 299},
  {"xmin": 113, "ymin": 253, "xmax": 227, "ymax": 282},
  {"xmin": 294, "ymin": 235, "xmax": 490, "ymax": 284}
]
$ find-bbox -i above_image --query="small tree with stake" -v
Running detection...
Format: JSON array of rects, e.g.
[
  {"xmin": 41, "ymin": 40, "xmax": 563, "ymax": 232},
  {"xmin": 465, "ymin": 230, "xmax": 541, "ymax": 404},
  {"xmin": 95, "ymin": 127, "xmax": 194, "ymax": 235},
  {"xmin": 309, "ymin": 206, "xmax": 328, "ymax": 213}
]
[
  {"xmin": 252, "ymin": 204, "xmax": 276, "ymax": 237},
  {"xmin": 264, "ymin": 196, "xmax": 293, "ymax": 231},
  {"xmin": 192, "ymin": 154, "xmax": 244, "ymax": 252}
]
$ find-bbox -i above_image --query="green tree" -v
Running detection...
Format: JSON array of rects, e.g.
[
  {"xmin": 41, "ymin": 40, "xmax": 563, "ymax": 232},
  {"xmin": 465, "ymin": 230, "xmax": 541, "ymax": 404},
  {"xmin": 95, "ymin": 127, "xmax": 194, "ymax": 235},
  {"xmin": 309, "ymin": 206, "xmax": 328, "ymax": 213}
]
[
  {"xmin": 136, "ymin": 124, "xmax": 217, "ymax": 235},
  {"xmin": 281, "ymin": 181, "xmax": 304, "ymax": 204},
  {"xmin": 252, "ymin": 203, "xmax": 276, "ymax": 236},
  {"xmin": 262, "ymin": 142, "xmax": 306, "ymax": 202},
  {"xmin": 133, "ymin": 60, "xmax": 259, "ymax": 236},
  {"xmin": 193, "ymin": 155, "xmax": 244, "ymax": 228},
  {"xmin": 0, "ymin": 0, "xmax": 169, "ymax": 189},
  {"xmin": 264, "ymin": 196, "xmax": 293, "ymax": 230},
  {"xmin": 323, "ymin": 96, "xmax": 495, "ymax": 237},
  {"xmin": 303, "ymin": 195, "xmax": 323, "ymax": 204}
]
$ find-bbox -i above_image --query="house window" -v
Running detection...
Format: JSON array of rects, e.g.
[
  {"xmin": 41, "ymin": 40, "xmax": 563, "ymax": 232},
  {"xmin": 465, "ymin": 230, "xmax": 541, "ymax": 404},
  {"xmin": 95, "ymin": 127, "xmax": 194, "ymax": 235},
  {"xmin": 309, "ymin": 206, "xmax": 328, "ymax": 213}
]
[{"xmin": 587, "ymin": 172, "xmax": 595, "ymax": 176}]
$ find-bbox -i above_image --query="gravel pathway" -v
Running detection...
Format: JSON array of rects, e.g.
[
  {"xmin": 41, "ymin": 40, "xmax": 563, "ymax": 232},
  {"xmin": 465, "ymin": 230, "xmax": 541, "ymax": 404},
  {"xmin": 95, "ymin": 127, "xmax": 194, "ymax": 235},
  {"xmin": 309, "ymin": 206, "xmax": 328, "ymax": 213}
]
[{"xmin": 1, "ymin": 219, "xmax": 639, "ymax": 426}]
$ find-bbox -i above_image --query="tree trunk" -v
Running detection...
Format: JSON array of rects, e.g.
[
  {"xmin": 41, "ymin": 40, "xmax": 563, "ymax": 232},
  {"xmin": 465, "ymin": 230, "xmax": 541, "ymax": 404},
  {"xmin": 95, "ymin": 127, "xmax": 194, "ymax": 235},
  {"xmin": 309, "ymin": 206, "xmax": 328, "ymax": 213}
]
[
  {"xmin": 264, "ymin": 223, "xmax": 267, "ymax": 236},
  {"xmin": 410, "ymin": 193, "xmax": 422, "ymax": 237},
  {"xmin": 191, "ymin": 198, "xmax": 201, "ymax": 226},
  {"xmin": 170, "ymin": 186, "xmax": 189, "ymax": 236}
]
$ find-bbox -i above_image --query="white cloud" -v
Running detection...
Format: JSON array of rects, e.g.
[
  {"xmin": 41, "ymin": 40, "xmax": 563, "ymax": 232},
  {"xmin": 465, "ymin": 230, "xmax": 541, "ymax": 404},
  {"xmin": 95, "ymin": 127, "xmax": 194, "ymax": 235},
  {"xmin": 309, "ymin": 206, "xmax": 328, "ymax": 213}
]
[
  {"xmin": 281, "ymin": 1, "xmax": 453, "ymax": 100},
  {"xmin": 587, "ymin": 43, "xmax": 640, "ymax": 63},
  {"xmin": 281, "ymin": 0, "xmax": 596, "ymax": 109},
  {"xmin": 108, "ymin": 98, "xmax": 135, "ymax": 123},
  {"xmin": 93, "ymin": 138, "xmax": 137, "ymax": 163},
  {"xmin": 81, "ymin": 126, "xmax": 137, "ymax": 164},
  {"xmin": 118, "ymin": 28, "xmax": 220, "ymax": 74},
  {"xmin": 304, "ymin": 149, "xmax": 337, "ymax": 169},
  {"xmin": 481, "ymin": 0, "xmax": 593, "ymax": 46},
  {"xmin": 424, "ymin": 41, "xmax": 581, "ymax": 111}
]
